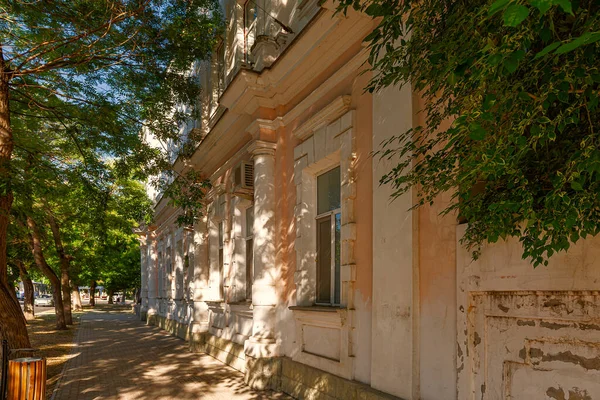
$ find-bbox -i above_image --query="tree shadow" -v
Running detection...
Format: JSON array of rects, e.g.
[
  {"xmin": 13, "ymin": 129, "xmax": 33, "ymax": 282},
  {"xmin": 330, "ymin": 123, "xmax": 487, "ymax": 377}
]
[{"xmin": 53, "ymin": 310, "xmax": 291, "ymax": 400}]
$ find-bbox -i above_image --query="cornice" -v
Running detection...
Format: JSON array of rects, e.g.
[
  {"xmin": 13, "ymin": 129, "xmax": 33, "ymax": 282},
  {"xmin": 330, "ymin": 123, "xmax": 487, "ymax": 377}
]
[
  {"xmin": 248, "ymin": 140, "xmax": 277, "ymax": 157},
  {"xmin": 246, "ymin": 118, "xmax": 285, "ymax": 139},
  {"xmin": 292, "ymin": 95, "xmax": 352, "ymax": 141}
]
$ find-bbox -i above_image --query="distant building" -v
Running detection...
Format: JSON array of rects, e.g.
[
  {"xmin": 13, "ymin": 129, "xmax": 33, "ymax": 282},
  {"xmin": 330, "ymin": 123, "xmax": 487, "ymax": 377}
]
[{"xmin": 137, "ymin": 2, "xmax": 600, "ymax": 399}]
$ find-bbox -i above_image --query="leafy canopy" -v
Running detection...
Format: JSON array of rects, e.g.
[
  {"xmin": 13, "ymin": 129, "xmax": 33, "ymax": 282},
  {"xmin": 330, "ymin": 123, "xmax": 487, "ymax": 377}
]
[
  {"xmin": 1, "ymin": 0, "xmax": 222, "ymax": 179},
  {"xmin": 337, "ymin": 0, "xmax": 600, "ymax": 266}
]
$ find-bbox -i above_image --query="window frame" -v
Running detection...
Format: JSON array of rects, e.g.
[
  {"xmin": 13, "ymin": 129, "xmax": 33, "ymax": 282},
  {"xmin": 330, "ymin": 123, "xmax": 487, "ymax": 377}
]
[
  {"xmin": 315, "ymin": 166, "xmax": 342, "ymax": 306},
  {"xmin": 218, "ymin": 220, "xmax": 224, "ymax": 300}
]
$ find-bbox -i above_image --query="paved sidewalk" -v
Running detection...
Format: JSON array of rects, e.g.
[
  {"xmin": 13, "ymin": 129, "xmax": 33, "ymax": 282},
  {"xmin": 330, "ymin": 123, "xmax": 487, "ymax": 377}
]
[{"xmin": 52, "ymin": 311, "xmax": 289, "ymax": 400}]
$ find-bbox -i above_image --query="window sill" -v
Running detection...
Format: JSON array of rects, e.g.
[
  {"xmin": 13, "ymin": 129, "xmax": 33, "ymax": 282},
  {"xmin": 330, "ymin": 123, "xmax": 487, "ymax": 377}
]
[{"xmin": 289, "ymin": 305, "xmax": 345, "ymax": 313}]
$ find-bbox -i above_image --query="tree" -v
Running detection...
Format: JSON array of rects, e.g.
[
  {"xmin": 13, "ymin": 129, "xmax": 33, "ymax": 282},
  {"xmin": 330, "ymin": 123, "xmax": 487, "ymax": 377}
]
[
  {"xmin": 27, "ymin": 215, "xmax": 67, "ymax": 330},
  {"xmin": 0, "ymin": 0, "xmax": 222, "ymax": 349},
  {"xmin": 15, "ymin": 261, "xmax": 34, "ymax": 320},
  {"xmin": 337, "ymin": 0, "xmax": 600, "ymax": 265}
]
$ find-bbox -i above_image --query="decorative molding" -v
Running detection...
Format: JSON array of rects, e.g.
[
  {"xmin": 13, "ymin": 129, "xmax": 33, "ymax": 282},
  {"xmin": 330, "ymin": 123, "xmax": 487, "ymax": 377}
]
[
  {"xmin": 293, "ymin": 95, "xmax": 352, "ymax": 141},
  {"xmin": 245, "ymin": 118, "xmax": 284, "ymax": 140},
  {"xmin": 248, "ymin": 140, "xmax": 277, "ymax": 157},
  {"xmin": 206, "ymin": 183, "xmax": 226, "ymax": 202}
]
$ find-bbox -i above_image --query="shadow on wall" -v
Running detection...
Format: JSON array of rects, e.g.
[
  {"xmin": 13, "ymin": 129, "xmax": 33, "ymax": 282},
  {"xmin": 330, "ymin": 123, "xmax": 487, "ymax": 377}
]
[{"xmin": 53, "ymin": 312, "xmax": 290, "ymax": 400}]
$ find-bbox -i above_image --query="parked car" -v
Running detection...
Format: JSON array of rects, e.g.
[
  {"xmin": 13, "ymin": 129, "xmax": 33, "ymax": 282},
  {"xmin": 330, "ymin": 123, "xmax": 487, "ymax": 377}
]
[
  {"xmin": 100, "ymin": 293, "xmax": 107, "ymax": 300},
  {"xmin": 34, "ymin": 294, "xmax": 54, "ymax": 307}
]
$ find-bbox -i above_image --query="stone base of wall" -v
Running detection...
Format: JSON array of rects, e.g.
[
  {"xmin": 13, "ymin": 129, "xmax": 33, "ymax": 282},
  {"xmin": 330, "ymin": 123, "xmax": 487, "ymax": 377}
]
[
  {"xmin": 146, "ymin": 314, "xmax": 190, "ymax": 341},
  {"xmin": 276, "ymin": 358, "xmax": 401, "ymax": 400},
  {"xmin": 190, "ymin": 332, "xmax": 246, "ymax": 372},
  {"xmin": 243, "ymin": 356, "xmax": 402, "ymax": 400},
  {"xmin": 245, "ymin": 355, "xmax": 281, "ymax": 391},
  {"xmin": 147, "ymin": 317, "xmax": 399, "ymax": 400}
]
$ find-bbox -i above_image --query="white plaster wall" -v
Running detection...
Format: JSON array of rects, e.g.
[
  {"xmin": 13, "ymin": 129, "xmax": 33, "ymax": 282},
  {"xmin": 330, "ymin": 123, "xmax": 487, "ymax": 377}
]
[
  {"xmin": 371, "ymin": 83, "xmax": 415, "ymax": 399},
  {"xmin": 457, "ymin": 224, "xmax": 600, "ymax": 400}
]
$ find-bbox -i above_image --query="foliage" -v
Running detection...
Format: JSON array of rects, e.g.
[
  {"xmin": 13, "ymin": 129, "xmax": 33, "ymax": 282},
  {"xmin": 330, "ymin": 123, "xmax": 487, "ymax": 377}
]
[
  {"xmin": 1, "ymin": 0, "xmax": 222, "ymax": 151},
  {"xmin": 337, "ymin": 0, "xmax": 600, "ymax": 265},
  {"xmin": 8, "ymin": 106, "xmax": 152, "ymax": 292},
  {"xmin": 158, "ymin": 169, "xmax": 212, "ymax": 226}
]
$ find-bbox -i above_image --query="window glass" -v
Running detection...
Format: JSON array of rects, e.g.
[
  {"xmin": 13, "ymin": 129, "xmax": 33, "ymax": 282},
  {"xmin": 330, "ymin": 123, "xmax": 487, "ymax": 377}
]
[
  {"xmin": 246, "ymin": 237, "xmax": 253, "ymax": 300},
  {"xmin": 218, "ymin": 222, "xmax": 224, "ymax": 247},
  {"xmin": 334, "ymin": 212, "xmax": 341, "ymax": 304},
  {"xmin": 317, "ymin": 167, "xmax": 341, "ymax": 215},
  {"xmin": 246, "ymin": 206, "xmax": 254, "ymax": 238},
  {"xmin": 316, "ymin": 216, "xmax": 332, "ymax": 303}
]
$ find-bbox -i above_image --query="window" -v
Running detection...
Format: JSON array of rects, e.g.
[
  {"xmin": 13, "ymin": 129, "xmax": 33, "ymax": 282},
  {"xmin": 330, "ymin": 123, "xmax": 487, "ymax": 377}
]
[
  {"xmin": 166, "ymin": 246, "xmax": 172, "ymax": 298},
  {"xmin": 245, "ymin": 206, "xmax": 254, "ymax": 300},
  {"xmin": 158, "ymin": 251, "xmax": 163, "ymax": 297},
  {"xmin": 316, "ymin": 167, "xmax": 341, "ymax": 305},
  {"xmin": 218, "ymin": 221, "xmax": 224, "ymax": 299},
  {"xmin": 244, "ymin": 0, "xmax": 257, "ymax": 62},
  {"xmin": 176, "ymin": 239, "xmax": 183, "ymax": 299}
]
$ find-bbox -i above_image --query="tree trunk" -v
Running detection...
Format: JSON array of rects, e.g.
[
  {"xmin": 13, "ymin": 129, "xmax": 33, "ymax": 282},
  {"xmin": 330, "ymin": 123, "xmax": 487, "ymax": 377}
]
[
  {"xmin": 0, "ymin": 44, "xmax": 30, "ymax": 350},
  {"xmin": 108, "ymin": 289, "xmax": 114, "ymax": 304},
  {"xmin": 16, "ymin": 261, "xmax": 35, "ymax": 320},
  {"xmin": 46, "ymin": 211, "xmax": 73, "ymax": 325},
  {"xmin": 27, "ymin": 216, "xmax": 67, "ymax": 330},
  {"xmin": 72, "ymin": 285, "xmax": 82, "ymax": 311},
  {"xmin": 89, "ymin": 280, "xmax": 96, "ymax": 307}
]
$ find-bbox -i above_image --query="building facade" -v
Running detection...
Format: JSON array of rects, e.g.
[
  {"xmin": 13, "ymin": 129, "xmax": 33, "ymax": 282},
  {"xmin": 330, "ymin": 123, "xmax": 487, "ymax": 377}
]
[{"xmin": 137, "ymin": 2, "xmax": 600, "ymax": 399}]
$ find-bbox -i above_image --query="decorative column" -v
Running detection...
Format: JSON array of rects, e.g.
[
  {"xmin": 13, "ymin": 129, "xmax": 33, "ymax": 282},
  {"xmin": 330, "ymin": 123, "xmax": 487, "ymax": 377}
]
[
  {"xmin": 245, "ymin": 139, "xmax": 279, "ymax": 389},
  {"xmin": 140, "ymin": 240, "xmax": 149, "ymax": 320},
  {"xmin": 146, "ymin": 229, "xmax": 158, "ymax": 324},
  {"xmin": 190, "ymin": 213, "xmax": 210, "ymax": 351}
]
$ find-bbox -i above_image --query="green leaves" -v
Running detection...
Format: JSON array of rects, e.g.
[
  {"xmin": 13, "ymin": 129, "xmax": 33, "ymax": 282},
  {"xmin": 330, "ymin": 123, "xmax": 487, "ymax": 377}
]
[
  {"xmin": 529, "ymin": 0, "xmax": 553, "ymax": 14},
  {"xmin": 503, "ymin": 4, "xmax": 530, "ymax": 27},
  {"xmin": 340, "ymin": 0, "xmax": 600, "ymax": 267},
  {"xmin": 555, "ymin": 31, "xmax": 600, "ymax": 54},
  {"xmin": 535, "ymin": 42, "xmax": 561, "ymax": 58},
  {"xmin": 469, "ymin": 124, "xmax": 488, "ymax": 141},
  {"xmin": 489, "ymin": 0, "xmax": 511, "ymax": 15}
]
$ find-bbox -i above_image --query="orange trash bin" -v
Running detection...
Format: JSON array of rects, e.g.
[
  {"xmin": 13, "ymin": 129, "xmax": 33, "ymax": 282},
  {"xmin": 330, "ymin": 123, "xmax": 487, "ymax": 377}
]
[{"xmin": 7, "ymin": 357, "xmax": 46, "ymax": 400}]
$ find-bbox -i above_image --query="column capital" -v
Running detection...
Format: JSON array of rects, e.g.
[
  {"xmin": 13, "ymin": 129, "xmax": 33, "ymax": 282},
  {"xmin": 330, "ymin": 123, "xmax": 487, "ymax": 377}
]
[{"xmin": 248, "ymin": 140, "xmax": 277, "ymax": 157}]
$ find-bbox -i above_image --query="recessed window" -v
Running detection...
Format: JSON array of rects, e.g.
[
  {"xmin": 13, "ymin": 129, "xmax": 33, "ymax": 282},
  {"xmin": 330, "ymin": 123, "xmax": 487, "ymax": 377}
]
[
  {"xmin": 177, "ymin": 240, "xmax": 183, "ymax": 298},
  {"xmin": 158, "ymin": 251, "xmax": 163, "ymax": 298},
  {"xmin": 245, "ymin": 206, "xmax": 254, "ymax": 301},
  {"xmin": 166, "ymin": 246, "xmax": 172, "ymax": 298},
  {"xmin": 316, "ymin": 166, "xmax": 341, "ymax": 305},
  {"xmin": 218, "ymin": 221, "xmax": 224, "ymax": 299}
]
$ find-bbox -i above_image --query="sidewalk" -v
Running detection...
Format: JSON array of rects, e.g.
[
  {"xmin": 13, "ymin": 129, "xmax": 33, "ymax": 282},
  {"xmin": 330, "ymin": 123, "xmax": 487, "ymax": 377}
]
[{"xmin": 52, "ymin": 310, "xmax": 289, "ymax": 400}]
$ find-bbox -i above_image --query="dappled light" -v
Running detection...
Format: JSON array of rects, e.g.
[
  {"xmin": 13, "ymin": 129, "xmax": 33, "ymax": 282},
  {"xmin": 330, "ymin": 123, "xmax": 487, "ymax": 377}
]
[{"xmin": 53, "ymin": 310, "xmax": 290, "ymax": 400}]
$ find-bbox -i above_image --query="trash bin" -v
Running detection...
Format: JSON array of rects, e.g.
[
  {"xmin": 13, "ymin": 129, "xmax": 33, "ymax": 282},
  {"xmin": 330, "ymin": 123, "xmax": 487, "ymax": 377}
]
[{"xmin": 7, "ymin": 357, "xmax": 46, "ymax": 400}]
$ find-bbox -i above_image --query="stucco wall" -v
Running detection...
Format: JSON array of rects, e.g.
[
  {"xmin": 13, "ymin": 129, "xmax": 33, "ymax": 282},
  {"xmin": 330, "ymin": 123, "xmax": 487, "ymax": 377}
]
[
  {"xmin": 371, "ymin": 82, "xmax": 416, "ymax": 399},
  {"xmin": 457, "ymin": 224, "xmax": 600, "ymax": 400}
]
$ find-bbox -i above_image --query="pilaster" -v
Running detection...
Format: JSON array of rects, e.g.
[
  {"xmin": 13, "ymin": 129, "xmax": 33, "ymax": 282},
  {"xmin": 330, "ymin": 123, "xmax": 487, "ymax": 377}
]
[{"xmin": 245, "ymin": 139, "xmax": 280, "ymax": 369}]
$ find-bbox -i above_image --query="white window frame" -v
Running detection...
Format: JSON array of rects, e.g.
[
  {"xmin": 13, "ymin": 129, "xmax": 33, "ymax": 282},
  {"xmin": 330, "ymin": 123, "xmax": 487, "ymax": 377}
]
[
  {"xmin": 218, "ymin": 220, "xmax": 224, "ymax": 300},
  {"xmin": 315, "ymin": 166, "xmax": 341, "ymax": 306}
]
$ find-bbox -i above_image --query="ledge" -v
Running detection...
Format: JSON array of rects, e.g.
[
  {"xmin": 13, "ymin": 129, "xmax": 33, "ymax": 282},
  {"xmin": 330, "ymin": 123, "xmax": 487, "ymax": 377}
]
[{"xmin": 289, "ymin": 305, "xmax": 346, "ymax": 313}]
